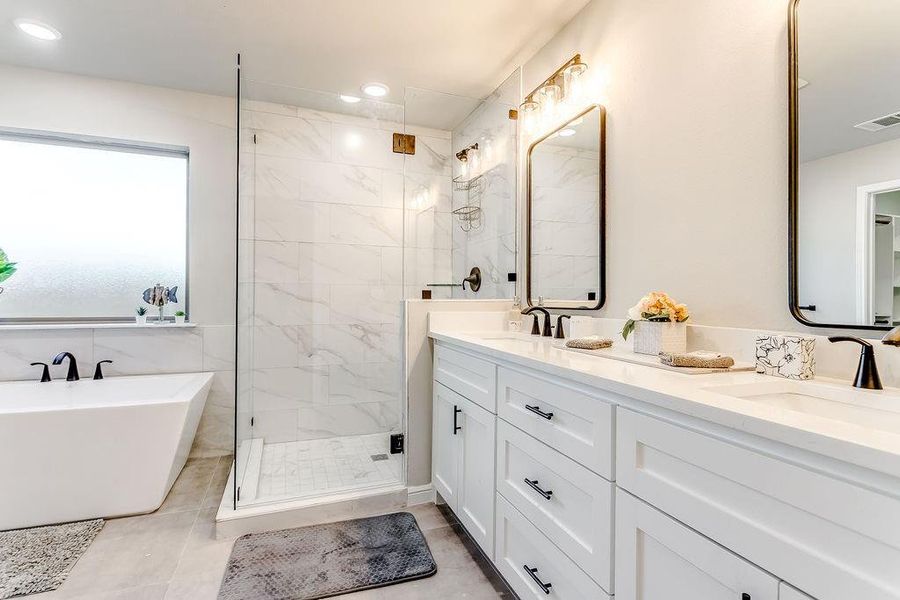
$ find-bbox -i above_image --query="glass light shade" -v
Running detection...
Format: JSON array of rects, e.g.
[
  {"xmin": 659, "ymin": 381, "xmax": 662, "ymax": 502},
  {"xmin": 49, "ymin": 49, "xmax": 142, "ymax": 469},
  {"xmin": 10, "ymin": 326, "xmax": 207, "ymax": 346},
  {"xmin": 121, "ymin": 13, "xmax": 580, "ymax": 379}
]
[
  {"xmin": 537, "ymin": 84, "xmax": 561, "ymax": 114},
  {"xmin": 520, "ymin": 100, "xmax": 540, "ymax": 136},
  {"xmin": 562, "ymin": 62, "xmax": 588, "ymax": 106}
]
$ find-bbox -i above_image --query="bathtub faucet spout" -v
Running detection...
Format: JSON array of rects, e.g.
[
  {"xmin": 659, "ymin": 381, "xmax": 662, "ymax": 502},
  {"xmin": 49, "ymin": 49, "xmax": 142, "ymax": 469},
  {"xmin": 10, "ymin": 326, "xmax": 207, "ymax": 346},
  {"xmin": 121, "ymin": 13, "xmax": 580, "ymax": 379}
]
[{"xmin": 52, "ymin": 352, "xmax": 79, "ymax": 382}]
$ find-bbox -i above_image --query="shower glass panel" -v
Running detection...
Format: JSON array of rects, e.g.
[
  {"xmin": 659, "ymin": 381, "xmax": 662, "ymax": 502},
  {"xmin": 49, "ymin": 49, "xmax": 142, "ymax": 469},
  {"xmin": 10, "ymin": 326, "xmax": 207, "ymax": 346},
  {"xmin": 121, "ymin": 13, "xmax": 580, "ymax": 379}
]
[
  {"xmin": 234, "ymin": 74, "xmax": 407, "ymax": 508},
  {"xmin": 403, "ymin": 70, "xmax": 520, "ymax": 300}
]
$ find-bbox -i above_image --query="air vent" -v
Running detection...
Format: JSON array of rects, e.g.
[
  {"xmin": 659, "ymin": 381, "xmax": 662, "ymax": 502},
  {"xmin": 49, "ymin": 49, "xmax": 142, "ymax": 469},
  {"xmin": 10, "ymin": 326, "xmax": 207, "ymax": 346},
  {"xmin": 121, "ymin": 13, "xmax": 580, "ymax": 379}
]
[{"xmin": 855, "ymin": 112, "xmax": 900, "ymax": 132}]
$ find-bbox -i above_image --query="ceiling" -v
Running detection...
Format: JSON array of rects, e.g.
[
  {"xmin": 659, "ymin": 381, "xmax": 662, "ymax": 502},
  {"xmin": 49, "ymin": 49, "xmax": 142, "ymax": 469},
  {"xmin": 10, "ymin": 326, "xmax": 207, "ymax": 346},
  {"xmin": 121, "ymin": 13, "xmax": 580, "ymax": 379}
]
[
  {"xmin": 798, "ymin": 0, "xmax": 900, "ymax": 162},
  {"xmin": 0, "ymin": 0, "xmax": 589, "ymax": 109}
]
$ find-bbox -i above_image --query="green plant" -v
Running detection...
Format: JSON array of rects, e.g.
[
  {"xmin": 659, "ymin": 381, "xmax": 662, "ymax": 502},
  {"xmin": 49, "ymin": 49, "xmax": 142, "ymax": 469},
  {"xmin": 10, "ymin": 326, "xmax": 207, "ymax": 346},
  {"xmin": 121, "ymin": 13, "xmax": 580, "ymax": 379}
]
[
  {"xmin": 0, "ymin": 248, "xmax": 17, "ymax": 284},
  {"xmin": 174, "ymin": 310, "xmax": 185, "ymax": 317},
  {"xmin": 135, "ymin": 306, "xmax": 148, "ymax": 316}
]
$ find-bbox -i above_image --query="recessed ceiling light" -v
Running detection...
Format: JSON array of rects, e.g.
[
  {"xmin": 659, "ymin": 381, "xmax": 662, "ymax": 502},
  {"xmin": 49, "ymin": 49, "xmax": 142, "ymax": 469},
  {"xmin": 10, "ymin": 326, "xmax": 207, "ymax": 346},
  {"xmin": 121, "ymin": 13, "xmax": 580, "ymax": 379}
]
[
  {"xmin": 361, "ymin": 82, "xmax": 389, "ymax": 98},
  {"xmin": 558, "ymin": 128, "xmax": 577, "ymax": 137},
  {"xmin": 340, "ymin": 94, "xmax": 361, "ymax": 104},
  {"xmin": 14, "ymin": 18, "xmax": 62, "ymax": 41}
]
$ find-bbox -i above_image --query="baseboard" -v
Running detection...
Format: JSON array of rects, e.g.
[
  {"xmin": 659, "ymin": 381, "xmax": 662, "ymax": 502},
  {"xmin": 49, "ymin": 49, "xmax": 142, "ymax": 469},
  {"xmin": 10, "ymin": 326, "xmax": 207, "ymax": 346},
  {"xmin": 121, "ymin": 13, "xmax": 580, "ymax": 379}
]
[{"xmin": 406, "ymin": 483, "xmax": 435, "ymax": 506}]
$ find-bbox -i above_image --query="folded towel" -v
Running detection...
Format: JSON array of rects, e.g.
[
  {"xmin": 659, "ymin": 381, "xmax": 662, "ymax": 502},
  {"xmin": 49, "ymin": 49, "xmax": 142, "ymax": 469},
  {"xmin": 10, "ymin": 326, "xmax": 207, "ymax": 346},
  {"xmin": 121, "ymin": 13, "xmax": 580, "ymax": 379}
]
[
  {"xmin": 659, "ymin": 351, "xmax": 735, "ymax": 369},
  {"xmin": 566, "ymin": 336, "xmax": 613, "ymax": 350}
]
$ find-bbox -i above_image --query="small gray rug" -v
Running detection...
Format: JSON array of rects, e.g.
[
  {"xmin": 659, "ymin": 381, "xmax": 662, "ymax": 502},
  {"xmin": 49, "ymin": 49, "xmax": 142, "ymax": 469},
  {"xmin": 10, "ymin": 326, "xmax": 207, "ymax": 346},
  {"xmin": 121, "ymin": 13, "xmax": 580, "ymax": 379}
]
[
  {"xmin": 218, "ymin": 512, "xmax": 437, "ymax": 600},
  {"xmin": 0, "ymin": 519, "xmax": 104, "ymax": 598}
]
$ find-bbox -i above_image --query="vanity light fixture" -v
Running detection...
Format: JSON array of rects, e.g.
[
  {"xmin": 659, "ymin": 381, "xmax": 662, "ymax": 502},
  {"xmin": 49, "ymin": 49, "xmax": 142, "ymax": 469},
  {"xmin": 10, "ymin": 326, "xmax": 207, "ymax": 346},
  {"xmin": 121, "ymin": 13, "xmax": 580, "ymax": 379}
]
[
  {"xmin": 361, "ymin": 82, "xmax": 389, "ymax": 98},
  {"xmin": 339, "ymin": 94, "xmax": 361, "ymax": 103},
  {"xmin": 14, "ymin": 18, "xmax": 62, "ymax": 41},
  {"xmin": 520, "ymin": 54, "xmax": 588, "ymax": 135}
]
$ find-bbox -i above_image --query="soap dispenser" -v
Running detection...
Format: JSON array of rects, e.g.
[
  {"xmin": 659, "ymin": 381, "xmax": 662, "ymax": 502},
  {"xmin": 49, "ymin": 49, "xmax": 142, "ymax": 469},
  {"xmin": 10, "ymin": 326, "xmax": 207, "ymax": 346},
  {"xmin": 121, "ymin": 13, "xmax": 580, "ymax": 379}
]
[{"xmin": 507, "ymin": 297, "xmax": 523, "ymax": 332}]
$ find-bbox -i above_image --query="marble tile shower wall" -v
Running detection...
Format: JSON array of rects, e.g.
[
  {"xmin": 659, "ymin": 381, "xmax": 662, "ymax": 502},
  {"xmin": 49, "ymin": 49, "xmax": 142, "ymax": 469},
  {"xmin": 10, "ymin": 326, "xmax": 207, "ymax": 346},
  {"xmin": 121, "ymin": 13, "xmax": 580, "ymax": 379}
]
[
  {"xmin": 0, "ymin": 326, "xmax": 236, "ymax": 458},
  {"xmin": 239, "ymin": 100, "xmax": 452, "ymax": 443},
  {"xmin": 450, "ymin": 74, "xmax": 518, "ymax": 300},
  {"xmin": 531, "ymin": 145, "xmax": 601, "ymax": 301}
]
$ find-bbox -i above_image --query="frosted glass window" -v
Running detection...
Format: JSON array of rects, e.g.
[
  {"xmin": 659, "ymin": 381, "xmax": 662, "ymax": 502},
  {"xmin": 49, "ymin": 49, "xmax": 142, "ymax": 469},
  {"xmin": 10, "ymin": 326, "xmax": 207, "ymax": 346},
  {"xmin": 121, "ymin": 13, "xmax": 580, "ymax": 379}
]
[{"xmin": 0, "ymin": 134, "xmax": 188, "ymax": 321}]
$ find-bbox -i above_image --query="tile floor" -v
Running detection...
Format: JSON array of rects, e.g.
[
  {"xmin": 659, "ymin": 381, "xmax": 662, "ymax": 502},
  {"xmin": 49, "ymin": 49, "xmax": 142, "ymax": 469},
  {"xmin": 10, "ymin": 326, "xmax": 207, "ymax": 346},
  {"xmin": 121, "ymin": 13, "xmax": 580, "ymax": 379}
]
[
  {"xmin": 32, "ymin": 455, "xmax": 512, "ymax": 599},
  {"xmin": 255, "ymin": 434, "xmax": 402, "ymax": 502}
]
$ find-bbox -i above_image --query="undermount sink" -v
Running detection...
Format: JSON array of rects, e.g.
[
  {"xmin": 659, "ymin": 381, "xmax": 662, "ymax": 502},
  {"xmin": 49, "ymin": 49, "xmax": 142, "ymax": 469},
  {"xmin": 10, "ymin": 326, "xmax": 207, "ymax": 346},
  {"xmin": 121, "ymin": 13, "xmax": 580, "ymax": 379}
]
[{"xmin": 703, "ymin": 379, "xmax": 900, "ymax": 432}]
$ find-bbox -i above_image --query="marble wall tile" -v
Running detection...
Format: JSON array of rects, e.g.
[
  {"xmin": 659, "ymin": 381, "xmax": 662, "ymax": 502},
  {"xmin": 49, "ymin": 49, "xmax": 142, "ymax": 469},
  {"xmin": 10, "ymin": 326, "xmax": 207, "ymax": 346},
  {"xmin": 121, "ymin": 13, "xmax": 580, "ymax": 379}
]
[
  {"xmin": 328, "ymin": 205, "xmax": 403, "ymax": 247},
  {"xmin": 405, "ymin": 135, "xmax": 452, "ymax": 177},
  {"xmin": 248, "ymin": 154, "xmax": 302, "ymax": 202},
  {"xmin": 299, "ymin": 160, "xmax": 382, "ymax": 207},
  {"xmin": 242, "ymin": 111, "xmax": 331, "ymax": 160},
  {"xmin": 405, "ymin": 172, "xmax": 453, "ymax": 213},
  {"xmin": 251, "ymin": 326, "xmax": 299, "ymax": 369},
  {"xmin": 252, "ymin": 408, "xmax": 300, "ymax": 444},
  {"xmin": 297, "ymin": 324, "xmax": 365, "ymax": 365},
  {"xmin": 254, "ymin": 241, "xmax": 300, "ymax": 283},
  {"xmin": 380, "ymin": 247, "xmax": 403, "ymax": 285},
  {"xmin": 381, "ymin": 171, "xmax": 404, "ymax": 208},
  {"xmin": 254, "ymin": 283, "xmax": 330, "ymax": 326},
  {"xmin": 332, "ymin": 123, "xmax": 404, "ymax": 171},
  {"xmin": 0, "ymin": 328, "xmax": 94, "ymax": 381},
  {"xmin": 327, "ymin": 362, "xmax": 400, "ymax": 405},
  {"xmin": 201, "ymin": 326, "xmax": 235, "ymax": 372},
  {"xmin": 295, "ymin": 400, "xmax": 399, "ymax": 441},
  {"xmin": 93, "ymin": 328, "xmax": 203, "ymax": 376},
  {"xmin": 254, "ymin": 198, "xmax": 329, "ymax": 243},
  {"xmin": 329, "ymin": 285, "xmax": 403, "ymax": 325},
  {"xmin": 253, "ymin": 366, "xmax": 328, "ymax": 409},
  {"xmin": 307, "ymin": 244, "xmax": 383, "ymax": 285}
]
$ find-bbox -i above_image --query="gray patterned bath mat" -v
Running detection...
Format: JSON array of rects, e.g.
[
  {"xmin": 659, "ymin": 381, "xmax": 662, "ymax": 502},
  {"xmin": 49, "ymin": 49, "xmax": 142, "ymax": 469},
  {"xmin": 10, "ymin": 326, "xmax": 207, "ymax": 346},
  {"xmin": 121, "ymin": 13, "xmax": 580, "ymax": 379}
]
[
  {"xmin": 0, "ymin": 519, "xmax": 104, "ymax": 598},
  {"xmin": 218, "ymin": 512, "xmax": 437, "ymax": 600}
]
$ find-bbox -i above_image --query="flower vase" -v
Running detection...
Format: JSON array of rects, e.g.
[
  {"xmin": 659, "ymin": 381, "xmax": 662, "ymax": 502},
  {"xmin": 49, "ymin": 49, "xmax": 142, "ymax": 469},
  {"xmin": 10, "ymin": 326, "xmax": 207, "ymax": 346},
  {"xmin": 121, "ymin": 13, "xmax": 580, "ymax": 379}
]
[{"xmin": 633, "ymin": 320, "xmax": 687, "ymax": 355}]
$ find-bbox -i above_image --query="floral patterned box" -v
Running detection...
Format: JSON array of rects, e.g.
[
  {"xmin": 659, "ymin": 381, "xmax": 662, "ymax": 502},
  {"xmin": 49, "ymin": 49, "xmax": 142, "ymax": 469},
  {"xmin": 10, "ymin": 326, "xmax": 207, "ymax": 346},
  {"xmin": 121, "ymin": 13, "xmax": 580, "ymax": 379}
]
[{"xmin": 755, "ymin": 334, "xmax": 816, "ymax": 380}]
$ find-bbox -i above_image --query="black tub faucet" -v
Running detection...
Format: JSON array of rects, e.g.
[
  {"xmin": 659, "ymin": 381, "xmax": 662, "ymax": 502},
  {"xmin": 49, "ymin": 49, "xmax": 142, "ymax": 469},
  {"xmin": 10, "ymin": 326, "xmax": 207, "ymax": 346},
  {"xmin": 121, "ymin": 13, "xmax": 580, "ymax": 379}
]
[
  {"xmin": 828, "ymin": 336, "xmax": 882, "ymax": 390},
  {"xmin": 52, "ymin": 352, "xmax": 79, "ymax": 382},
  {"xmin": 522, "ymin": 306, "xmax": 552, "ymax": 337},
  {"xmin": 93, "ymin": 360, "xmax": 113, "ymax": 380},
  {"xmin": 30, "ymin": 362, "xmax": 51, "ymax": 382}
]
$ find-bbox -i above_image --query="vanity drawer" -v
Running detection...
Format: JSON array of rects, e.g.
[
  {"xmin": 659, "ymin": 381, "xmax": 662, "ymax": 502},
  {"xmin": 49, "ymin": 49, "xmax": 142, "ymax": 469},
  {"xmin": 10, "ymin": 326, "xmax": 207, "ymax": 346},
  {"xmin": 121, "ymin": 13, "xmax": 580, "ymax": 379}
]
[
  {"xmin": 616, "ymin": 408, "xmax": 900, "ymax": 600},
  {"xmin": 433, "ymin": 343, "xmax": 496, "ymax": 412},
  {"xmin": 497, "ymin": 366, "xmax": 614, "ymax": 478},
  {"xmin": 496, "ymin": 419, "xmax": 613, "ymax": 590},
  {"xmin": 495, "ymin": 494, "xmax": 611, "ymax": 600}
]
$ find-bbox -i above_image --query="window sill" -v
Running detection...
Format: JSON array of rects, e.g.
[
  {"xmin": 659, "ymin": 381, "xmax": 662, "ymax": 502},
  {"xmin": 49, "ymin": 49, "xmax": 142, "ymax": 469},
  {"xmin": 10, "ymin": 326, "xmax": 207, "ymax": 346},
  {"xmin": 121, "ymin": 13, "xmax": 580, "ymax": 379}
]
[{"xmin": 0, "ymin": 322, "xmax": 197, "ymax": 331}]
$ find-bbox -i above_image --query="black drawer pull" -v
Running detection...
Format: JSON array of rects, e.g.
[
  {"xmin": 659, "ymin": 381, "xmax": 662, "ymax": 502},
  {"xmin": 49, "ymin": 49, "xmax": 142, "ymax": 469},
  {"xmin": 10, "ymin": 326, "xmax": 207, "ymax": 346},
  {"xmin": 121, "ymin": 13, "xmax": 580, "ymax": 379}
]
[
  {"xmin": 453, "ymin": 405, "xmax": 462, "ymax": 434},
  {"xmin": 524, "ymin": 404, "xmax": 553, "ymax": 420},
  {"xmin": 742, "ymin": 595, "xmax": 751, "ymax": 600},
  {"xmin": 523, "ymin": 565, "xmax": 552, "ymax": 594},
  {"xmin": 524, "ymin": 478, "xmax": 553, "ymax": 500}
]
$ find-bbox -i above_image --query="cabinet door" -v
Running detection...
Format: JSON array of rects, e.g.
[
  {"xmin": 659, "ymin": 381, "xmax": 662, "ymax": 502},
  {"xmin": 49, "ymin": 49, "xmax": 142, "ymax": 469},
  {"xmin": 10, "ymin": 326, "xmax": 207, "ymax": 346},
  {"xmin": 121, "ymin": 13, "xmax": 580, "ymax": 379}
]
[
  {"xmin": 457, "ymin": 395, "xmax": 497, "ymax": 558},
  {"xmin": 615, "ymin": 489, "xmax": 779, "ymax": 600},
  {"xmin": 432, "ymin": 382, "xmax": 461, "ymax": 510}
]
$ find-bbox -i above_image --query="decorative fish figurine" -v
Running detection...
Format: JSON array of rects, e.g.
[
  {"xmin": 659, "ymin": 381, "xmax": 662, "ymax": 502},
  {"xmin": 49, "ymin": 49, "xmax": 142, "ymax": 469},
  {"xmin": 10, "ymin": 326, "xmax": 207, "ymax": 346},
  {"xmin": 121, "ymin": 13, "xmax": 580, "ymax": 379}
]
[{"xmin": 142, "ymin": 283, "xmax": 178, "ymax": 307}]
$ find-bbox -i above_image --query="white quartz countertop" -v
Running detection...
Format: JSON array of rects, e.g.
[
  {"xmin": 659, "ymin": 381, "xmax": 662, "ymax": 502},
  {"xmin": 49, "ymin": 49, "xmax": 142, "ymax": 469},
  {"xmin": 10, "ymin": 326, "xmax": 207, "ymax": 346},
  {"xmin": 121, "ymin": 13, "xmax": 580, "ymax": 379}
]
[{"xmin": 430, "ymin": 330, "xmax": 900, "ymax": 481}]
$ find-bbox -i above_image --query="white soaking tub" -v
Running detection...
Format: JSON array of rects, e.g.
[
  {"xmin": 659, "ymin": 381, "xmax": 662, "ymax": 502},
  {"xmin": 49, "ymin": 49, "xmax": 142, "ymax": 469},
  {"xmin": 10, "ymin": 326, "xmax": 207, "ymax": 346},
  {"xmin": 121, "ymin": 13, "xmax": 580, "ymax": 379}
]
[{"xmin": 0, "ymin": 372, "xmax": 213, "ymax": 530}]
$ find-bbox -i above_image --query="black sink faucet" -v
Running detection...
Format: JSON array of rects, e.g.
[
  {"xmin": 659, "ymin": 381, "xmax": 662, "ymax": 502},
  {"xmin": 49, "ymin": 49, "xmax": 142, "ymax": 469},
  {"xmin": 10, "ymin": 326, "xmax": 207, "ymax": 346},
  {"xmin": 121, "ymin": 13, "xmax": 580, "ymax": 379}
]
[
  {"xmin": 52, "ymin": 352, "xmax": 80, "ymax": 382},
  {"xmin": 828, "ymin": 337, "xmax": 882, "ymax": 390},
  {"xmin": 522, "ymin": 306, "xmax": 553, "ymax": 337}
]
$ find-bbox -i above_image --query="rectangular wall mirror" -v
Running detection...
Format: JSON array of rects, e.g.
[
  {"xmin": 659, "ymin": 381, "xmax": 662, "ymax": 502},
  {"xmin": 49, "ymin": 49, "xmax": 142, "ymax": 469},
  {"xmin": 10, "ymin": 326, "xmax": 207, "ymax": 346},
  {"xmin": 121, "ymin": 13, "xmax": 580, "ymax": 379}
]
[
  {"xmin": 526, "ymin": 104, "xmax": 605, "ymax": 309},
  {"xmin": 790, "ymin": 0, "xmax": 900, "ymax": 329}
]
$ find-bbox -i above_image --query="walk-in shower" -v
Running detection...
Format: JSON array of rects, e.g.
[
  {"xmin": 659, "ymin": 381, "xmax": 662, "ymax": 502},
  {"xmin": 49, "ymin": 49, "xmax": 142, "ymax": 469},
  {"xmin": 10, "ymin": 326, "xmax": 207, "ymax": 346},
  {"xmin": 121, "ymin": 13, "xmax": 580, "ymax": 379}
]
[{"xmin": 227, "ymin": 57, "xmax": 519, "ymax": 516}]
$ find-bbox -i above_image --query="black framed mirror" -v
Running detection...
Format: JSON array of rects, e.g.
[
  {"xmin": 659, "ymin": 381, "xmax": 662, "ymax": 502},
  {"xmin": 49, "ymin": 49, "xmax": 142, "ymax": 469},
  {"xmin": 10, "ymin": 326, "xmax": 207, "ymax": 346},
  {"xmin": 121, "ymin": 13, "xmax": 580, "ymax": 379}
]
[
  {"xmin": 526, "ymin": 104, "xmax": 606, "ymax": 309},
  {"xmin": 789, "ymin": 0, "xmax": 900, "ymax": 330}
]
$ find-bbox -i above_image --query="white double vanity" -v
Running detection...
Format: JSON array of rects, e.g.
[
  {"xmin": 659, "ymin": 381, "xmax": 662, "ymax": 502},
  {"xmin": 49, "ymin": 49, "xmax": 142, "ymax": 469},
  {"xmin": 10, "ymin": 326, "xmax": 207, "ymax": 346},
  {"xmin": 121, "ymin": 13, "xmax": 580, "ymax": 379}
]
[{"xmin": 429, "ymin": 328, "xmax": 900, "ymax": 600}]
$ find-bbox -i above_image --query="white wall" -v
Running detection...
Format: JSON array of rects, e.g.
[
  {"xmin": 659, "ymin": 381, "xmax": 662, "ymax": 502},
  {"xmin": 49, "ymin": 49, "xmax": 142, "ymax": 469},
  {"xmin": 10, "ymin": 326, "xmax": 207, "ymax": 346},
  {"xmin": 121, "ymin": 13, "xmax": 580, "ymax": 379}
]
[
  {"xmin": 0, "ymin": 64, "xmax": 237, "ymax": 457},
  {"xmin": 799, "ymin": 137, "xmax": 900, "ymax": 324},
  {"xmin": 520, "ymin": 0, "xmax": 795, "ymax": 330}
]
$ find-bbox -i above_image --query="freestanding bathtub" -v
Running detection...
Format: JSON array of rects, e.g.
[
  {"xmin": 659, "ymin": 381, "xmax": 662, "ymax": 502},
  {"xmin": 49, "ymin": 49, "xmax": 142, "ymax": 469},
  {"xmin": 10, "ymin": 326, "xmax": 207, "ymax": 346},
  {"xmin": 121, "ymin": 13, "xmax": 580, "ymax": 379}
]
[{"xmin": 0, "ymin": 372, "xmax": 213, "ymax": 530}]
